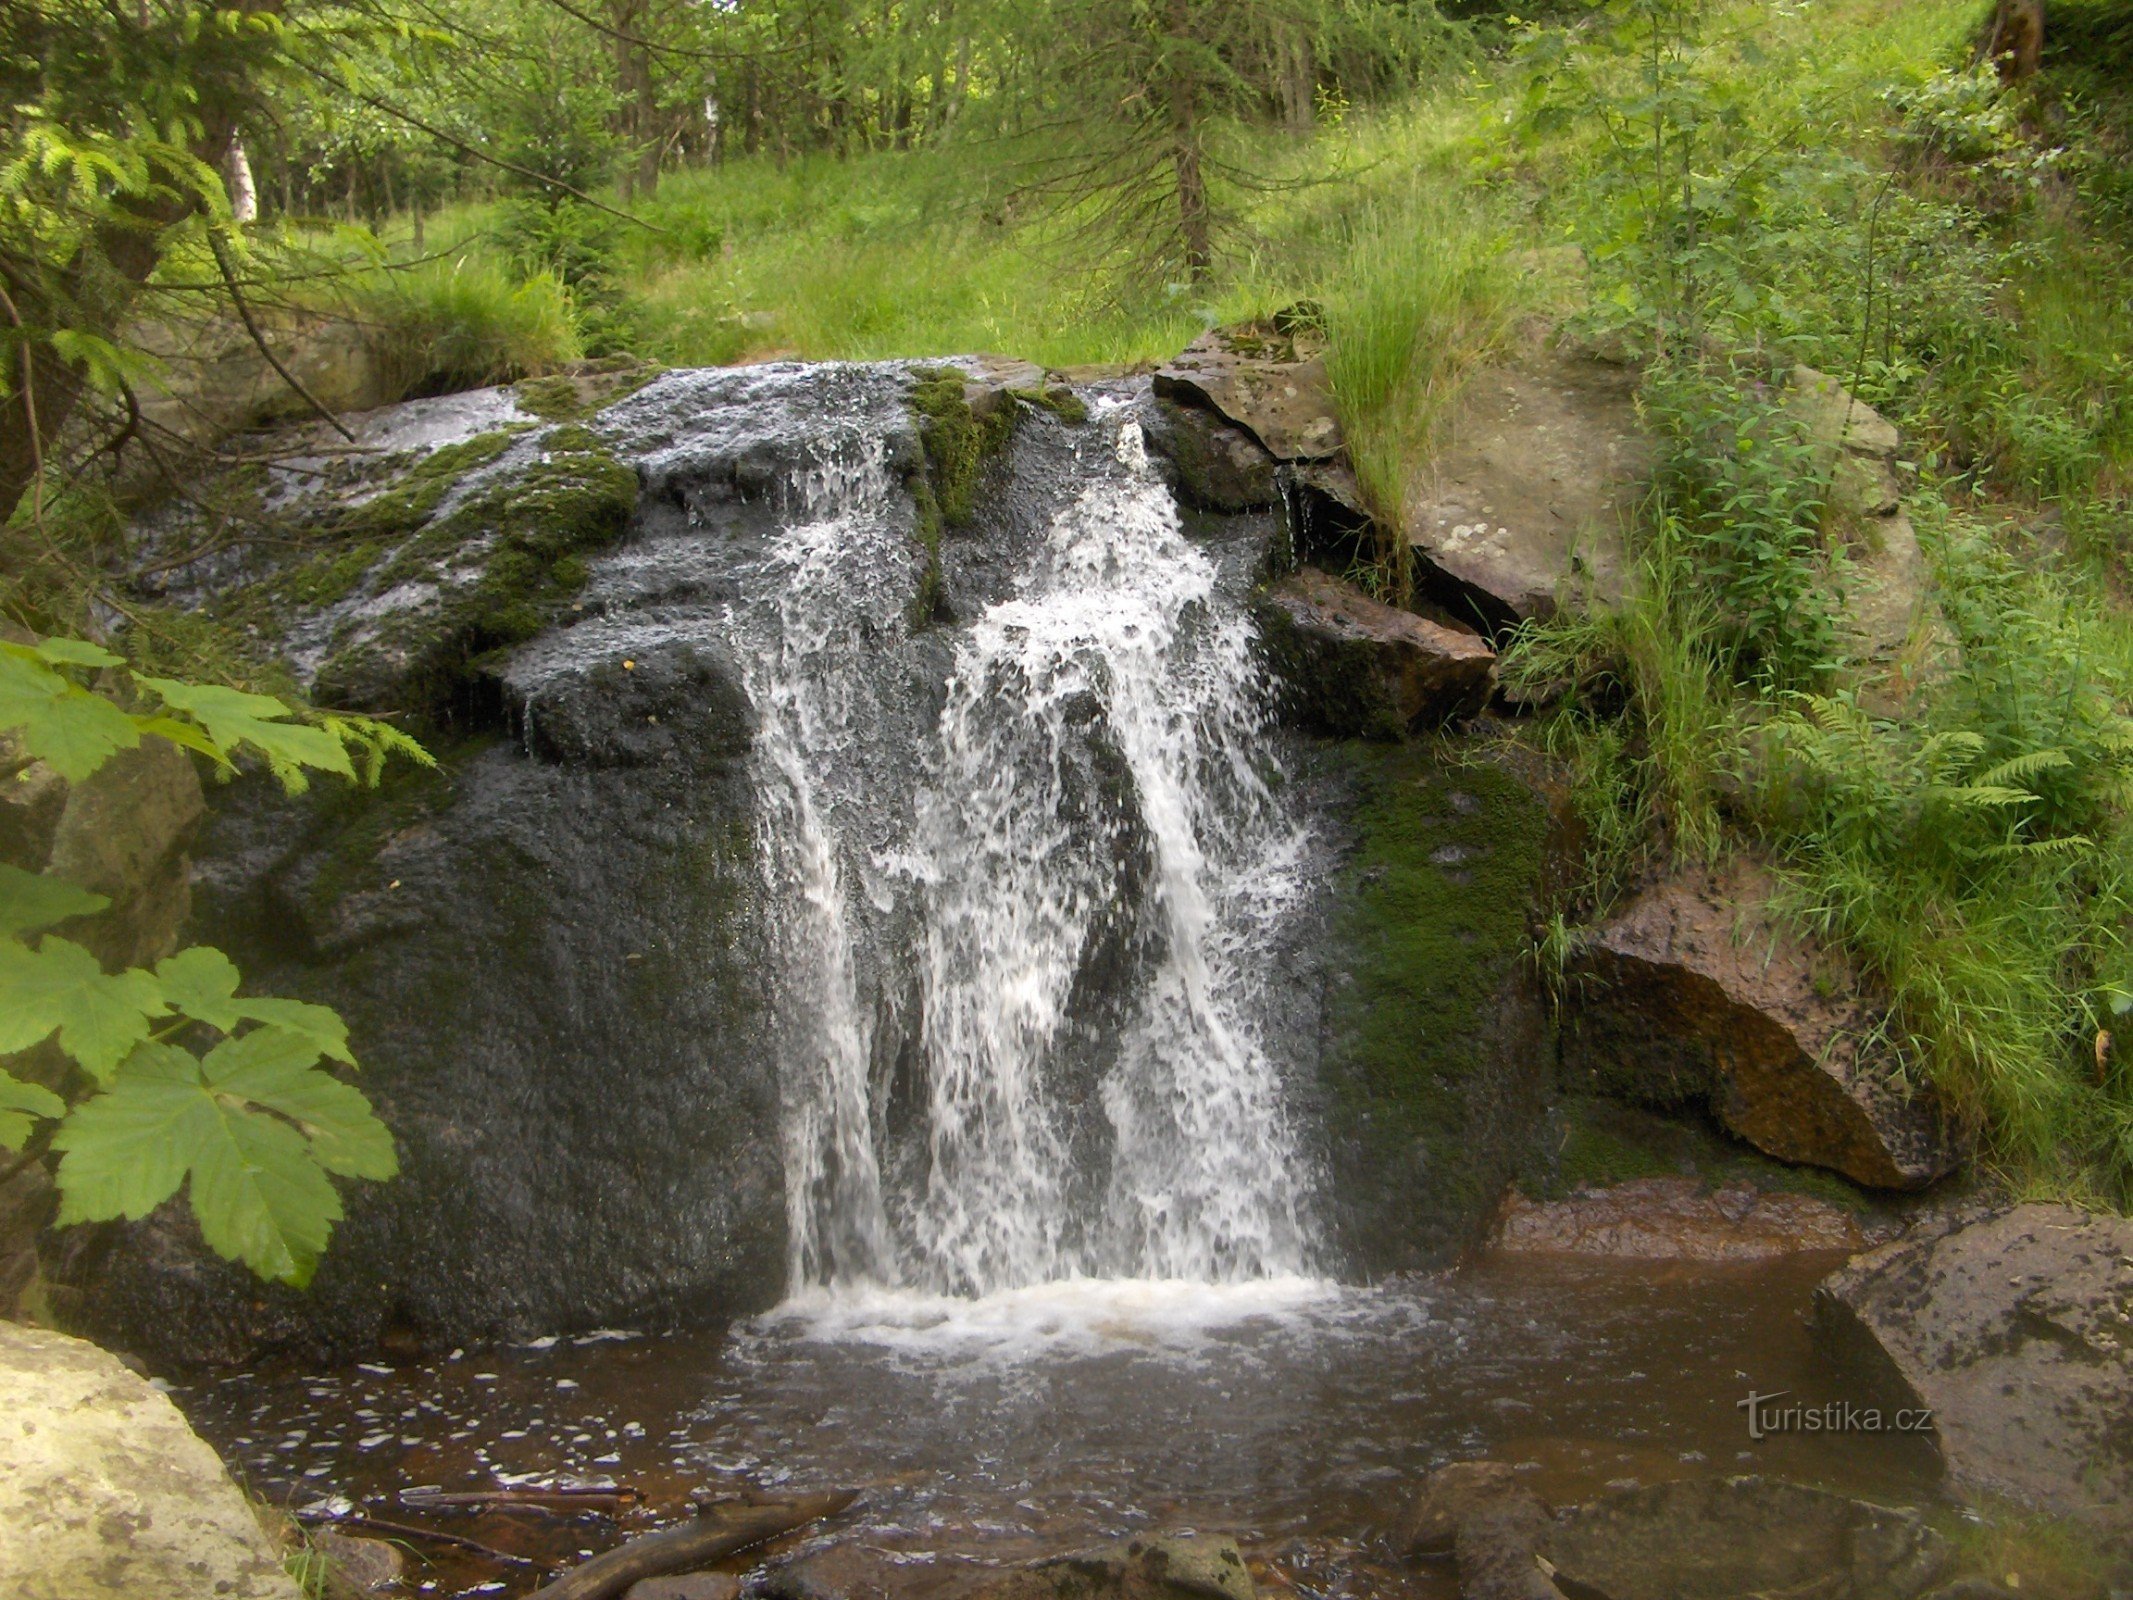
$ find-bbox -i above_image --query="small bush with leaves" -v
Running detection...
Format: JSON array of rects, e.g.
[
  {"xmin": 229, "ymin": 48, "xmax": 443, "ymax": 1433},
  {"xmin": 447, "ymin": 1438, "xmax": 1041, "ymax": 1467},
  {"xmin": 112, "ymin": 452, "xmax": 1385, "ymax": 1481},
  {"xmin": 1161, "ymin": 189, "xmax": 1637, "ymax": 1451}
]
[{"xmin": 1, "ymin": 635, "xmax": 426, "ymax": 1286}]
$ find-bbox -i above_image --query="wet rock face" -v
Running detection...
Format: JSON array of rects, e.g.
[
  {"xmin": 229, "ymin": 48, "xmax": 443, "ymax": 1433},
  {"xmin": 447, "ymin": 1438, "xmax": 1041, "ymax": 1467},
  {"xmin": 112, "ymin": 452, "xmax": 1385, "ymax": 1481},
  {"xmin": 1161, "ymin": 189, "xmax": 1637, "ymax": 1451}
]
[
  {"xmin": 1299, "ymin": 743, "xmax": 1556, "ymax": 1276},
  {"xmin": 1489, "ymin": 1176, "xmax": 1889, "ymax": 1262},
  {"xmin": 1140, "ymin": 395, "xmax": 1279, "ymax": 512},
  {"xmin": 0, "ymin": 1322, "xmax": 302, "ymax": 1600},
  {"xmin": 1562, "ymin": 861, "xmax": 1958, "ymax": 1190},
  {"xmin": 1815, "ymin": 1204, "xmax": 2133, "ymax": 1533},
  {"xmin": 1401, "ymin": 344, "xmax": 1647, "ymax": 633},
  {"xmin": 1254, "ymin": 567, "xmax": 1497, "ymax": 737}
]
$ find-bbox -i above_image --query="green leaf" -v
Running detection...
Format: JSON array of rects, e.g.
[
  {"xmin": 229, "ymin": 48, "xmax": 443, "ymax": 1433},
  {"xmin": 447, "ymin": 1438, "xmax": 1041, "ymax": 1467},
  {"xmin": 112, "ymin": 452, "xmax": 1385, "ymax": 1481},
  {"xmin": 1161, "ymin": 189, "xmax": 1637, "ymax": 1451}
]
[
  {"xmin": 53, "ymin": 1038, "xmax": 363, "ymax": 1286},
  {"xmin": 0, "ymin": 1068, "xmax": 67, "ymax": 1150},
  {"xmin": 26, "ymin": 637, "xmax": 123, "ymax": 669},
  {"xmin": 189, "ymin": 1104, "xmax": 340, "ymax": 1287},
  {"xmin": 202, "ymin": 1028, "xmax": 395, "ymax": 1179},
  {"xmin": 0, "ymin": 937, "xmax": 166, "ymax": 1079},
  {"xmin": 0, "ymin": 651, "xmax": 140, "ymax": 781},
  {"xmin": 137, "ymin": 677, "xmax": 355, "ymax": 791},
  {"xmin": 154, "ymin": 947, "xmax": 354, "ymax": 1063},
  {"xmin": 0, "ymin": 864, "xmax": 108, "ymax": 936},
  {"xmin": 50, "ymin": 1043, "xmax": 206, "ymax": 1221}
]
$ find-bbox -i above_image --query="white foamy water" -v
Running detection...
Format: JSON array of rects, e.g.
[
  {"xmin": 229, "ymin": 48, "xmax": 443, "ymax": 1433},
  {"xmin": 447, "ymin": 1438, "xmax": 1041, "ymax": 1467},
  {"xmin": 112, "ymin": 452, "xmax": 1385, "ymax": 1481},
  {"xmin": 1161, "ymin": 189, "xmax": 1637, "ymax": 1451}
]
[{"xmin": 750, "ymin": 397, "xmax": 1317, "ymax": 1313}]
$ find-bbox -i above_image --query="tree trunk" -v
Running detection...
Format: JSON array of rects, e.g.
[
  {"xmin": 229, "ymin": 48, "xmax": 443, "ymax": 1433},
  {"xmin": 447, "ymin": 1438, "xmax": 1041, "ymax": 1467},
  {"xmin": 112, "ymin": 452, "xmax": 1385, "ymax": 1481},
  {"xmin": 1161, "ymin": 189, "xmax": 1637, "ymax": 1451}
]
[
  {"xmin": 1280, "ymin": 29, "xmax": 1315, "ymax": 133},
  {"xmin": 1982, "ymin": 0, "xmax": 2044, "ymax": 81},
  {"xmin": 1167, "ymin": 1, "xmax": 1212, "ymax": 283}
]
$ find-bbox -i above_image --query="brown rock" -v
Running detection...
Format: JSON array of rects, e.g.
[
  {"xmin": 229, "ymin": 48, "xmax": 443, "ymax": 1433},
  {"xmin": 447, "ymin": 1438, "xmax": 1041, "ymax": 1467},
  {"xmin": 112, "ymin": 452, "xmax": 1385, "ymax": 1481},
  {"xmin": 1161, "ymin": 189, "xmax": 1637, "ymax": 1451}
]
[
  {"xmin": 1393, "ymin": 1460, "xmax": 1538, "ymax": 1558},
  {"xmin": 630, "ymin": 1575, "xmax": 744, "ymax": 1600},
  {"xmin": 1402, "ymin": 345, "xmax": 1648, "ymax": 630},
  {"xmin": 311, "ymin": 1528, "xmax": 403, "ymax": 1594},
  {"xmin": 1155, "ymin": 325, "xmax": 1343, "ymax": 461},
  {"xmin": 1490, "ymin": 1177, "xmax": 1882, "ymax": 1261},
  {"xmin": 1141, "ymin": 395, "xmax": 1279, "ymax": 511},
  {"xmin": 978, "ymin": 1535, "xmax": 1256, "ymax": 1600},
  {"xmin": 1814, "ymin": 1204, "xmax": 2133, "ymax": 1532},
  {"xmin": 1255, "ymin": 567, "xmax": 1496, "ymax": 738},
  {"xmin": 1538, "ymin": 1476, "xmax": 1951, "ymax": 1600},
  {"xmin": 1564, "ymin": 861, "xmax": 1958, "ymax": 1189}
]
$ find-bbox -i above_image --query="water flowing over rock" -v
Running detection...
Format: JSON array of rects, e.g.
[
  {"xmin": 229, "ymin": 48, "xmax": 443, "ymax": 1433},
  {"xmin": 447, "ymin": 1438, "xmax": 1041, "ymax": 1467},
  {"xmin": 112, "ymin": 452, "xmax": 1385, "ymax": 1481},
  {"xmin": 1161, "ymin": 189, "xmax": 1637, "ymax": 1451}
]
[
  {"xmin": 1562, "ymin": 861, "xmax": 1958, "ymax": 1189},
  {"xmin": 52, "ymin": 357, "xmax": 1578, "ymax": 1364},
  {"xmin": 1815, "ymin": 1203, "xmax": 2133, "ymax": 1533},
  {"xmin": 0, "ymin": 1321, "xmax": 302, "ymax": 1600}
]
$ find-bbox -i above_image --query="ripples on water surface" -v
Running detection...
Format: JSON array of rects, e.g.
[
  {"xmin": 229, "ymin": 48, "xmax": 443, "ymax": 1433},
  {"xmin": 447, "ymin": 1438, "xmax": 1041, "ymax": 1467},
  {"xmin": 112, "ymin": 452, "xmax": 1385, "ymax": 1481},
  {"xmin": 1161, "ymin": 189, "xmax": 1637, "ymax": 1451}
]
[{"xmin": 180, "ymin": 1254, "xmax": 1941, "ymax": 1598}]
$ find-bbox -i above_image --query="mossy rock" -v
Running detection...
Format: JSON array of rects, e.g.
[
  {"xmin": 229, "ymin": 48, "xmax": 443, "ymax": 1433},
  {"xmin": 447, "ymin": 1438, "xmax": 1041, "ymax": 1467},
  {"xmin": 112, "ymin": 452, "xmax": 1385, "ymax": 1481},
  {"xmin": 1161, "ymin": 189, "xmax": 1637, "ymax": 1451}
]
[
  {"xmin": 1309, "ymin": 738, "xmax": 1557, "ymax": 1272},
  {"xmin": 313, "ymin": 434, "xmax": 639, "ymax": 718}
]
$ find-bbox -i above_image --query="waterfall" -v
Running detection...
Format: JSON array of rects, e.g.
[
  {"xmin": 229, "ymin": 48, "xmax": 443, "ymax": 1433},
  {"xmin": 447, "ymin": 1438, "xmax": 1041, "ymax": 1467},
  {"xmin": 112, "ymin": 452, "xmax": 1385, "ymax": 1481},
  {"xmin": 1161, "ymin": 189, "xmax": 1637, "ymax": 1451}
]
[{"xmin": 750, "ymin": 396, "xmax": 1314, "ymax": 1299}]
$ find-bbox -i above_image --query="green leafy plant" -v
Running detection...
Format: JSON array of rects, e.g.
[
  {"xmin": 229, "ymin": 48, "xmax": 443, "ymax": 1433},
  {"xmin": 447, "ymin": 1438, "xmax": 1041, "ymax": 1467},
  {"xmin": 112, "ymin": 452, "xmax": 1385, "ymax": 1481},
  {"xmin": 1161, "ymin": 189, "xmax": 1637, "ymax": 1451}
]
[{"xmin": 1, "ymin": 633, "xmax": 424, "ymax": 1285}]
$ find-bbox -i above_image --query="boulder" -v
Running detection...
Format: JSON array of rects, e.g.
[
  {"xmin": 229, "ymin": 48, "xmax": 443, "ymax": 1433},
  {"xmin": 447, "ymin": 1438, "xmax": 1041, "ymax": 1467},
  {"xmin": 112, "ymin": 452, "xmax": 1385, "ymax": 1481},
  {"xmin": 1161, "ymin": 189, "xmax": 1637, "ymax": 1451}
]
[
  {"xmin": 1785, "ymin": 367, "xmax": 1938, "ymax": 708},
  {"xmin": 1402, "ymin": 345, "xmax": 1647, "ymax": 631},
  {"xmin": 980, "ymin": 1535, "xmax": 1257, "ymax": 1600},
  {"xmin": 0, "ymin": 1322, "xmax": 303, "ymax": 1600},
  {"xmin": 1814, "ymin": 1204, "xmax": 2133, "ymax": 1532},
  {"xmin": 1489, "ymin": 1176, "xmax": 1886, "ymax": 1262},
  {"xmin": 1563, "ymin": 861, "xmax": 1958, "ymax": 1190},
  {"xmin": 1255, "ymin": 567, "xmax": 1496, "ymax": 738},
  {"xmin": 1155, "ymin": 323, "xmax": 1343, "ymax": 461},
  {"xmin": 1392, "ymin": 1460, "xmax": 1546, "ymax": 1559},
  {"xmin": 1141, "ymin": 394, "xmax": 1280, "ymax": 511},
  {"xmin": 309, "ymin": 1528, "xmax": 402, "ymax": 1594},
  {"xmin": 1538, "ymin": 1477, "xmax": 1952, "ymax": 1600}
]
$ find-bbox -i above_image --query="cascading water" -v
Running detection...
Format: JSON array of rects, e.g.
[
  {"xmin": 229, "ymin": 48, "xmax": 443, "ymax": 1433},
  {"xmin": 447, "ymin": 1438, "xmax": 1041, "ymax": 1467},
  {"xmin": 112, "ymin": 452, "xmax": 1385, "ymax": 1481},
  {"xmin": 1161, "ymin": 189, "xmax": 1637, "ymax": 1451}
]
[{"xmin": 748, "ymin": 391, "xmax": 1315, "ymax": 1301}]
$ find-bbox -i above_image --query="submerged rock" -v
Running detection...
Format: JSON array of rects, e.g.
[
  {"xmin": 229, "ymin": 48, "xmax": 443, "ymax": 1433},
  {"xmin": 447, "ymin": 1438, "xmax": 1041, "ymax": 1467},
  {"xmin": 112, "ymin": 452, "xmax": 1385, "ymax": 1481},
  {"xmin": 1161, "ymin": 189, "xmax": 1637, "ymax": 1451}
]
[
  {"xmin": 0, "ymin": 1322, "xmax": 302, "ymax": 1600},
  {"xmin": 1540, "ymin": 1476, "xmax": 1951, "ymax": 1600},
  {"xmin": 1154, "ymin": 322, "xmax": 1343, "ymax": 461},
  {"xmin": 1490, "ymin": 1176, "xmax": 1887, "ymax": 1261},
  {"xmin": 1401, "ymin": 343, "xmax": 1647, "ymax": 632},
  {"xmin": 1562, "ymin": 861, "xmax": 1958, "ymax": 1190},
  {"xmin": 981, "ymin": 1535, "xmax": 1257, "ymax": 1600},
  {"xmin": 1255, "ymin": 567, "xmax": 1497, "ymax": 736},
  {"xmin": 1815, "ymin": 1204, "xmax": 2133, "ymax": 1533}
]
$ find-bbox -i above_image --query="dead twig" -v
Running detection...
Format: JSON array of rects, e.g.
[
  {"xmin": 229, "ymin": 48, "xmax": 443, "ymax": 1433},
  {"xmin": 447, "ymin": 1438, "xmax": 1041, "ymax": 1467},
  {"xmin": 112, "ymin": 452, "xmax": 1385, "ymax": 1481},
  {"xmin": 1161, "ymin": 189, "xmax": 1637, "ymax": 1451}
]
[
  {"xmin": 529, "ymin": 1491, "xmax": 857, "ymax": 1600},
  {"xmin": 294, "ymin": 1508, "xmax": 557, "ymax": 1570}
]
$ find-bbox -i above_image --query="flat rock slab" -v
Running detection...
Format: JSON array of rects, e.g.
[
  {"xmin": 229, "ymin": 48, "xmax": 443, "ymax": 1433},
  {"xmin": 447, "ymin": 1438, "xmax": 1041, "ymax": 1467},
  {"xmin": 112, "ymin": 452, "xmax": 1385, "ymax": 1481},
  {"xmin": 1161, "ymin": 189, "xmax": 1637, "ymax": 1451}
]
[
  {"xmin": 1565, "ymin": 861, "xmax": 1958, "ymax": 1190},
  {"xmin": 1815, "ymin": 1204, "xmax": 2133, "ymax": 1531},
  {"xmin": 1141, "ymin": 394, "xmax": 1279, "ymax": 511},
  {"xmin": 0, "ymin": 1322, "xmax": 301, "ymax": 1600},
  {"xmin": 1255, "ymin": 566, "xmax": 1496, "ymax": 737},
  {"xmin": 1540, "ymin": 1476, "xmax": 1952, "ymax": 1600},
  {"xmin": 1491, "ymin": 1176, "xmax": 1891, "ymax": 1261},
  {"xmin": 1403, "ymin": 346, "xmax": 1647, "ymax": 629},
  {"xmin": 1155, "ymin": 325, "xmax": 1343, "ymax": 461}
]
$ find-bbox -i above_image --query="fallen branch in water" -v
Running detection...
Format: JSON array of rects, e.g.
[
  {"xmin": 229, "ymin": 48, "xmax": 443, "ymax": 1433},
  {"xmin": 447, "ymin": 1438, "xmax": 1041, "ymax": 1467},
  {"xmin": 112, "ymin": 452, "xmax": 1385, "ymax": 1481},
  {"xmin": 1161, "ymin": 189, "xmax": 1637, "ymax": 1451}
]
[
  {"xmin": 529, "ymin": 1490, "xmax": 858, "ymax": 1600},
  {"xmin": 399, "ymin": 1485, "xmax": 645, "ymax": 1516},
  {"xmin": 294, "ymin": 1508, "xmax": 556, "ymax": 1570}
]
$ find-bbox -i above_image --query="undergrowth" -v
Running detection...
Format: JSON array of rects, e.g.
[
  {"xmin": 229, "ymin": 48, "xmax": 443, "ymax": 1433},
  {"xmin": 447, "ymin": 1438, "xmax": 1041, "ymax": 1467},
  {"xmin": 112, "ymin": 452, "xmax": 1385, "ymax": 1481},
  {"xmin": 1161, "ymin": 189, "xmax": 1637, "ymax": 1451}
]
[{"xmin": 1499, "ymin": 0, "xmax": 2133, "ymax": 1203}]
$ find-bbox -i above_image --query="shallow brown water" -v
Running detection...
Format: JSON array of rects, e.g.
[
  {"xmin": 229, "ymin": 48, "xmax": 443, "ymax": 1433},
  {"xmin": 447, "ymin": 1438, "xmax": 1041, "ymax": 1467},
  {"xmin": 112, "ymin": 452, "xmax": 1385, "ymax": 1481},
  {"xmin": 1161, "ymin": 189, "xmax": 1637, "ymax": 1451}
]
[{"xmin": 176, "ymin": 1254, "xmax": 1944, "ymax": 1598}]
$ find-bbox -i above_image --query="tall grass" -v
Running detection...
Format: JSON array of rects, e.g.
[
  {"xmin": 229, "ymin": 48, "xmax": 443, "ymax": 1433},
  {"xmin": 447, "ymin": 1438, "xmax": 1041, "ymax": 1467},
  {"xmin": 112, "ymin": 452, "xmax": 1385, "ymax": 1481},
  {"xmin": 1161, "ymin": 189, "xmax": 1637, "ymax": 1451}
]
[
  {"xmin": 330, "ymin": 255, "xmax": 582, "ymax": 401},
  {"xmin": 1320, "ymin": 186, "xmax": 1527, "ymax": 583}
]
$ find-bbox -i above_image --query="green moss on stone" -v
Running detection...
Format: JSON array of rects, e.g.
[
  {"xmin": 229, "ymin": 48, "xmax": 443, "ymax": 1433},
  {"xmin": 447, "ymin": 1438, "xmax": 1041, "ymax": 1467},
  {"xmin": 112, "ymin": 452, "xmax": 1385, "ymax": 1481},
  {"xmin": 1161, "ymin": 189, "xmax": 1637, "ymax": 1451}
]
[
  {"xmin": 909, "ymin": 367, "xmax": 1016, "ymax": 528},
  {"xmin": 315, "ymin": 434, "xmax": 639, "ymax": 715},
  {"xmin": 1317, "ymin": 739, "xmax": 1554, "ymax": 1264},
  {"xmin": 1528, "ymin": 1094, "xmax": 1882, "ymax": 1212},
  {"xmin": 1010, "ymin": 385, "xmax": 1090, "ymax": 425}
]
